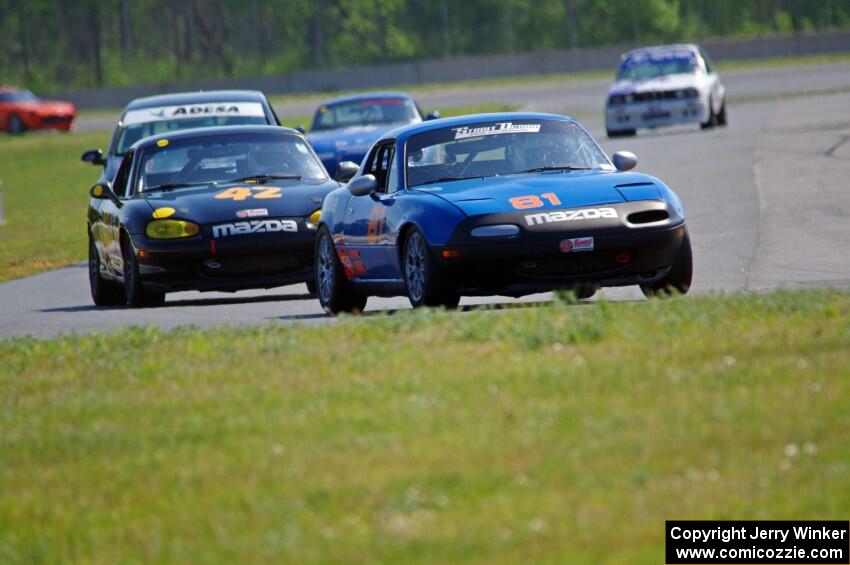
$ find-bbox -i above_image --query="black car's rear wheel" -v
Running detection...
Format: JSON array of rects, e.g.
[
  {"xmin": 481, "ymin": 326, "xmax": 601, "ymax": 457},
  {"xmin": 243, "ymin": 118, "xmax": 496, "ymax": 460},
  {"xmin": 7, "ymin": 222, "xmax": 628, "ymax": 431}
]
[
  {"xmin": 403, "ymin": 228, "xmax": 460, "ymax": 309},
  {"xmin": 641, "ymin": 228, "xmax": 693, "ymax": 297},
  {"xmin": 315, "ymin": 227, "xmax": 367, "ymax": 315},
  {"xmin": 122, "ymin": 237, "xmax": 165, "ymax": 307},
  {"xmin": 88, "ymin": 236, "xmax": 125, "ymax": 306}
]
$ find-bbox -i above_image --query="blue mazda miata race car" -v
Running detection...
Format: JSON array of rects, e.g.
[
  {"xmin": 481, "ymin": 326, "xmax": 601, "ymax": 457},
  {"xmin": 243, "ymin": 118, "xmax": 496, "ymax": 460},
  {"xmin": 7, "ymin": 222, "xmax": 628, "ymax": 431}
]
[
  {"xmin": 314, "ymin": 113, "xmax": 692, "ymax": 314},
  {"xmin": 305, "ymin": 92, "xmax": 438, "ymax": 178}
]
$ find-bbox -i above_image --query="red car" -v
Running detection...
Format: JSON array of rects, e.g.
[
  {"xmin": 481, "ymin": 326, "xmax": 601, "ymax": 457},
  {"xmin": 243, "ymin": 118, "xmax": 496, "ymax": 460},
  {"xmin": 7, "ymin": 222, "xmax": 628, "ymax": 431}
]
[{"xmin": 0, "ymin": 87, "xmax": 76, "ymax": 134}]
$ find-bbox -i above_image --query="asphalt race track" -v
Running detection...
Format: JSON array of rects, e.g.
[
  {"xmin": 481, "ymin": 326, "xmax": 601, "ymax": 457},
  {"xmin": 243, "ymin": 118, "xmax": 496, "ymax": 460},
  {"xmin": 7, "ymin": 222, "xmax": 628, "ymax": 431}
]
[{"xmin": 2, "ymin": 62, "xmax": 850, "ymax": 338}]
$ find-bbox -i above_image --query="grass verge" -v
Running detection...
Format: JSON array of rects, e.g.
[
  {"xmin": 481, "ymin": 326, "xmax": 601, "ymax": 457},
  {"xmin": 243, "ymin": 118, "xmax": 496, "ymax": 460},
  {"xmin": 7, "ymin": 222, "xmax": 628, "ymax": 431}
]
[
  {"xmin": 1, "ymin": 290, "xmax": 849, "ymax": 563},
  {"xmin": 0, "ymin": 130, "xmax": 110, "ymax": 281},
  {"xmin": 0, "ymin": 103, "xmax": 515, "ymax": 282}
]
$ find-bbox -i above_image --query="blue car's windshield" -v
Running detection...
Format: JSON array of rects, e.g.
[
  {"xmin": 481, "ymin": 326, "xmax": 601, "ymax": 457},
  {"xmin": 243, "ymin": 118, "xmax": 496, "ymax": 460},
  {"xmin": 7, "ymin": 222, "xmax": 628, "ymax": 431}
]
[
  {"xmin": 311, "ymin": 97, "xmax": 419, "ymax": 131},
  {"xmin": 405, "ymin": 120, "xmax": 610, "ymax": 188},
  {"xmin": 136, "ymin": 131, "xmax": 327, "ymax": 193},
  {"xmin": 113, "ymin": 101, "xmax": 271, "ymax": 155},
  {"xmin": 617, "ymin": 52, "xmax": 697, "ymax": 80}
]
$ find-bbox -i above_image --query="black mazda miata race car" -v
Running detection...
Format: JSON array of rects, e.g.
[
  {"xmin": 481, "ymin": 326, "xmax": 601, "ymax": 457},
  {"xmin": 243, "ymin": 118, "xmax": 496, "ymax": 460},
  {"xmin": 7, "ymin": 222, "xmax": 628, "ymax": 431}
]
[{"xmin": 86, "ymin": 126, "xmax": 338, "ymax": 307}]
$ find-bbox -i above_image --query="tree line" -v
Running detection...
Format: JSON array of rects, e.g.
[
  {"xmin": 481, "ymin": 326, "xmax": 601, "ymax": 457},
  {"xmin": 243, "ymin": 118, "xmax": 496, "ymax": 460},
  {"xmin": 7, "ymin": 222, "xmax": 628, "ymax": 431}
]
[{"xmin": 2, "ymin": 0, "xmax": 849, "ymax": 93}]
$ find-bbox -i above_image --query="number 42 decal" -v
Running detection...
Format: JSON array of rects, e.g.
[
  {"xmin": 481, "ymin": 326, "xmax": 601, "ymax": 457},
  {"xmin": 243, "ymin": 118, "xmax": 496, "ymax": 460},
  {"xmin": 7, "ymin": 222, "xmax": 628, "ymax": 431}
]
[
  {"xmin": 509, "ymin": 193, "xmax": 561, "ymax": 209},
  {"xmin": 215, "ymin": 187, "xmax": 282, "ymax": 201}
]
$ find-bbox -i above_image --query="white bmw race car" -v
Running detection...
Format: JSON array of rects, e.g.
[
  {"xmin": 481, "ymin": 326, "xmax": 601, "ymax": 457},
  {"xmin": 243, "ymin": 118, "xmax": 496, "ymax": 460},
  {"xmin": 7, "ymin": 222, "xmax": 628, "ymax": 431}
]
[{"xmin": 605, "ymin": 44, "xmax": 726, "ymax": 138}]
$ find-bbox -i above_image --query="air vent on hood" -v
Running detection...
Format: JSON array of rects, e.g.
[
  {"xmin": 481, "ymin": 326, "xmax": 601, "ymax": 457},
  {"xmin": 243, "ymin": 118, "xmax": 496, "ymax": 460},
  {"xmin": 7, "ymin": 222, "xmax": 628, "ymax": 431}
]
[{"xmin": 627, "ymin": 210, "xmax": 669, "ymax": 224}]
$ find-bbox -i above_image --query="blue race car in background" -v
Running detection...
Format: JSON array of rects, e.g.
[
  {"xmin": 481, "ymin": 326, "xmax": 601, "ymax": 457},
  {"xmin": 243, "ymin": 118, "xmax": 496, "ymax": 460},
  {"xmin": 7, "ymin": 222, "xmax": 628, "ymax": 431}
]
[
  {"xmin": 81, "ymin": 90, "xmax": 280, "ymax": 183},
  {"xmin": 314, "ymin": 113, "xmax": 692, "ymax": 314},
  {"xmin": 305, "ymin": 92, "xmax": 438, "ymax": 178}
]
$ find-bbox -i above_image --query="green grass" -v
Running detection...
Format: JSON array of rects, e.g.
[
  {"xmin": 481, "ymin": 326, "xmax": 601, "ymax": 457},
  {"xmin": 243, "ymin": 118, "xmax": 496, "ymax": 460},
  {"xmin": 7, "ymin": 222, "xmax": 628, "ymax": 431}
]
[
  {"xmin": 0, "ymin": 131, "xmax": 110, "ymax": 281},
  {"xmin": 0, "ymin": 103, "xmax": 515, "ymax": 282},
  {"xmin": 1, "ymin": 290, "xmax": 848, "ymax": 563}
]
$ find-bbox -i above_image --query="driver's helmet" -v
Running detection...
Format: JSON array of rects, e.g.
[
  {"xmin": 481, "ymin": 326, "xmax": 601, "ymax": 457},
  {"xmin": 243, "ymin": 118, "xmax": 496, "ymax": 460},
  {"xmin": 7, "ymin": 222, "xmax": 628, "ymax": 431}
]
[
  {"xmin": 249, "ymin": 144, "xmax": 292, "ymax": 173},
  {"xmin": 506, "ymin": 132, "xmax": 577, "ymax": 170}
]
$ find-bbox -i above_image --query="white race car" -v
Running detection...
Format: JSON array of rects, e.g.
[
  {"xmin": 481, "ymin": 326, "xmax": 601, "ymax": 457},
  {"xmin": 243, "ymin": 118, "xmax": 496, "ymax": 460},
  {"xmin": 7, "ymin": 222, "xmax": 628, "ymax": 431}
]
[{"xmin": 605, "ymin": 44, "xmax": 726, "ymax": 138}]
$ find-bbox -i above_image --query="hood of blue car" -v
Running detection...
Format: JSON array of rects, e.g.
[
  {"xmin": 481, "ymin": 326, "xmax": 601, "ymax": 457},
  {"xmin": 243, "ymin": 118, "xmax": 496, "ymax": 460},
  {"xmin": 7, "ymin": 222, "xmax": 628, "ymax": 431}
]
[{"xmin": 414, "ymin": 170, "xmax": 662, "ymax": 216}]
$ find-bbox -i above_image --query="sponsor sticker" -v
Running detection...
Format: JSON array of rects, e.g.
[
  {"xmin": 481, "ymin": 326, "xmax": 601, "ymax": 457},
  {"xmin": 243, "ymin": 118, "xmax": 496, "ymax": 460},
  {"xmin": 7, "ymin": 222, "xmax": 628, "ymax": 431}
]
[
  {"xmin": 525, "ymin": 207, "xmax": 618, "ymax": 226},
  {"xmin": 235, "ymin": 208, "xmax": 269, "ymax": 218},
  {"xmin": 212, "ymin": 219, "xmax": 297, "ymax": 239},
  {"xmin": 560, "ymin": 237, "xmax": 594, "ymax": 253},
  {"xmin": 122, "ymin": 102, "xmax": 266, "ymax": 125},
  {"xmin": 452, "ymin": 121, "xmax": 541, "ymax": 140}
]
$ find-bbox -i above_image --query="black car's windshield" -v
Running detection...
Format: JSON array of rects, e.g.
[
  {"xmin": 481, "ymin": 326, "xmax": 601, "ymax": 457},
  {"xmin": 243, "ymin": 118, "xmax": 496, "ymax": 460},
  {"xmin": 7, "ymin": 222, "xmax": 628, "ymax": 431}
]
[
  {"xmin": 113, "ymin": 101, "xmax": 270, "ymax": 155},
  {"xmin": 0, "ymin": 90, "xmax": 39, "ymax": 103},
  {"xmin": 617, "ymin": 51, "xmax": 697, "ymax": 80},
  {"xmin": 311, "ymin": 97, "xmax": 419, "ymax": 131},
  {"xmin": 405, "ymin": 120, "xmax": 610, "ymax": 188},
  {"xmin": 136, "ymin": 132, "xmax": 326, "ymax": 193}
]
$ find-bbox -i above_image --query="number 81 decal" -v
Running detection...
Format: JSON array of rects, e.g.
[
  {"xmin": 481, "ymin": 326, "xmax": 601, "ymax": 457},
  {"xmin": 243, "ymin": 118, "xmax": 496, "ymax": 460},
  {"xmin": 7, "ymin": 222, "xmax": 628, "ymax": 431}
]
[{"xmin": 509, "ymin": 193, "xmax": 561, "ymax": 209}]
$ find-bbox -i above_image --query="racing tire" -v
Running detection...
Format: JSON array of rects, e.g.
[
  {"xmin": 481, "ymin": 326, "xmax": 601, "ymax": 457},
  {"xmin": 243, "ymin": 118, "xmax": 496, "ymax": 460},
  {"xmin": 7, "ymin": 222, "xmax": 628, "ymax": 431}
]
[
  {"xmin": 575, "ymin": 285, "xmax": 598, "ymax": 300},
  {"xmin": 7, "ymin": 114, "xmax": 24, "ymax": 135},
  {"xmin": 640, "ymin": 228, "xmax": 693, "ymax": 298},
  {"xmin": 716, "ymin": 100, "xmax": 728, "ymax": 127},
  {"xmin": 607, "ymin": 127, "xmax": 636, "ymax": 138},
  {"xmin": 122, "ymin": 238, "xmax": 165, "ymax": 307},
  {"xmin": 305, "ymin": 278, "xmax": 317, "ymax": 296},
  {"xmin": 315, "ymin": 227, "xmax": 367, "ymax": 315},
  {"xmin": 88, "ymin": 236, "xmax": 125, "ymax": 306},
  {"xmin": 700, "ymin": 105, "xmax": 717, "ymax": 130},
  {"xmin": 403, "ymin": 228, "xmax": 460, "ymax": 309}
]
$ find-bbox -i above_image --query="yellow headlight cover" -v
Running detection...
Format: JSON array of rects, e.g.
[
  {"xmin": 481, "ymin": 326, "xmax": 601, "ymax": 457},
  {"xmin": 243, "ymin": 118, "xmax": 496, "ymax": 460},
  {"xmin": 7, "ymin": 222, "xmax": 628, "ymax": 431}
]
[
  {"xmin": 146, "ymin": 219, "xmax": 200, "ymax": 239},
  {"xmin": 308, "ymin": 209, "xmax": 322, "ymax": 227}
]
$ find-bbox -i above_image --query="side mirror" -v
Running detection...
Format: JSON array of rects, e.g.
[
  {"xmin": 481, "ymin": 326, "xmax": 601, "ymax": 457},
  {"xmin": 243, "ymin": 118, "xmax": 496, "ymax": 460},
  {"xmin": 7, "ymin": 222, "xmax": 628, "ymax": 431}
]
[
  {"xmin": 89, "ymin": 182, "xmax": 119, "ymax": 204},
  {"xmin": 347, "ymin": 174, "xmax": 377, "ymax": 197},
  {"xmin": 612, "ymin": 151, "xmax": 637, "ymax": 172},
  {"xmin": 426, "ymin": 110, "xmax": 440, "ymax": 121},
  {"xmin": 335, "ymin": 161, "xmax": 359, "ymax": 183},
  {"xmin": 81, "ymin": 148, "xmax": 105, "ymax": 166},
  {"xmin": 295, "ymin": 125, "xmax": 306, "ymax": 134}
]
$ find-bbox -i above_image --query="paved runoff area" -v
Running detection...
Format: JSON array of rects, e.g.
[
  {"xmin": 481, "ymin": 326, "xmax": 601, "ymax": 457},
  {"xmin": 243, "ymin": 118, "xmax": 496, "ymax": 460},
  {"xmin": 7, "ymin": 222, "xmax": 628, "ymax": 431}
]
[{"xmin": 2, "ymin": 62, "xmax": 850, "ymax": 338}]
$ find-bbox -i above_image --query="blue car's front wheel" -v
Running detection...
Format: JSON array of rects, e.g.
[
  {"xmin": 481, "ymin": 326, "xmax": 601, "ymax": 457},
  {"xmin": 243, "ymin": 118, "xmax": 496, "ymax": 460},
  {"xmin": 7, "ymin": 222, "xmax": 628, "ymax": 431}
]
[
  {"xmin": 403, "ymin": 228, "xmax": 460, "ymax": 309},
  {"xmin": 315, "ymin": 227, "xmax": 367, "ymax": 315}
]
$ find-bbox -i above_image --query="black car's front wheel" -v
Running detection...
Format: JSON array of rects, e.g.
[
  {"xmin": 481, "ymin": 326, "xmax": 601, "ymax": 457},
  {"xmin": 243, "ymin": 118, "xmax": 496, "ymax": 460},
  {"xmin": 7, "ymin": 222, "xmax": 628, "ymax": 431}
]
[
  {"xmin": 315, "ymin": 227, "xmax": 367, "ymax": 315},
  {"xmin": 641, "ymin": 228, "xmax": 693, "ymax": 298},
  {"xmin": 88, "ymin": 236, "xmax": 125, "ymax": 306},
  {"xmin": 122, "ymin": 237, "xmax": 165, "ymax": 307},
  {"xmin": 403, "ymin": 228, "xmax": 460, "ymax": 309}
]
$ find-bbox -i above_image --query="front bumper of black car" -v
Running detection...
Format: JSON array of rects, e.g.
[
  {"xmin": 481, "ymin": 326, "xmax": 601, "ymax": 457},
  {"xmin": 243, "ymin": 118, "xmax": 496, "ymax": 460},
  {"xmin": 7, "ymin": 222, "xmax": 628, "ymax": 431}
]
[
  {"xmin": 129, "ymin": 222, "xmax": 317, "ymax": 293},
  {"xmin": 433, "ymin": 201, "xmax": 687, "ymax": 296}
]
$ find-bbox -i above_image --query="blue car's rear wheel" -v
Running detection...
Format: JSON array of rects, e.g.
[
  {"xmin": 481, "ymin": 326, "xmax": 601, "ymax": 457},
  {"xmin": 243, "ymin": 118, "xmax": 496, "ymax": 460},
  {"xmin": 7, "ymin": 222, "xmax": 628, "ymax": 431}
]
[
  {"xmin": 403, "ymin": 228, "xmax": 460, "ymax": 309},
  {"xmin": 315, "ymin": 227, "xmax": 367, "ymax": 315}
]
